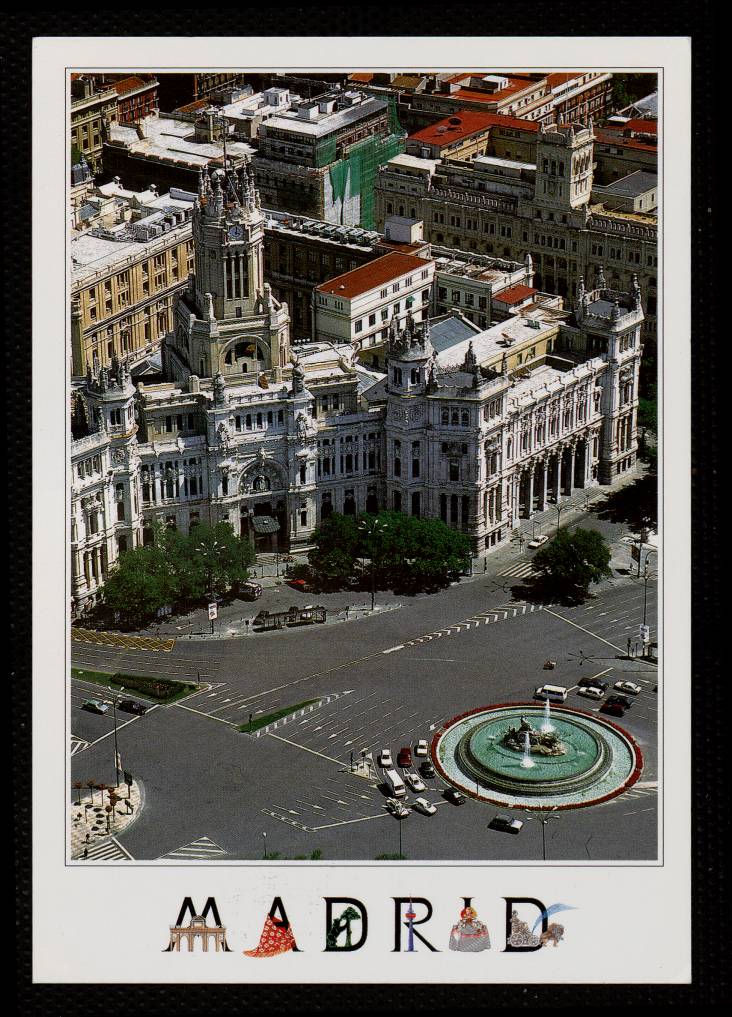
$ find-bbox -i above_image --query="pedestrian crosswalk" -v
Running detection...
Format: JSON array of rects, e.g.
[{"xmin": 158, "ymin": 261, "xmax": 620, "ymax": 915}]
[
  {"xmin": 83, "ymin": 837, "xmax": 131, "ymax": 861},
  {"xmin": 497, "ymin": 559, "xmax": 536, "ymax": 579},
  {"xmin": 158, "ymin": 836, "xmax": 228, "ymax": 860},
  {"xmin": 404, "ymin": 603, "xmax": 543, "ymax": 646}
]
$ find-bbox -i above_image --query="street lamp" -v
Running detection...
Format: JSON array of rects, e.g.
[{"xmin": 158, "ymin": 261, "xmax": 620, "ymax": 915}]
[
  {"xmin": 553, "ymin": 502, "xmax": 565, "ymax": 539},
  {"xmin": 111, "ymin": 686, "xmax": 125, "ymax": 787},
  {"xmin": 523, "ymin": 807, "xmax": 560, "ymax": 861},
  {"xmin": 359, "ymin": 517, "xmax": 388, "ymax": 612},
  {"xmin": 197, "ymin": 540, "xmax": 221, "ymax": 634}
]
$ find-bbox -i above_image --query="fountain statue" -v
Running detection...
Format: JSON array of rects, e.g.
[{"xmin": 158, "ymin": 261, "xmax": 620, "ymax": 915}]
[{"xmin": 503, "ymin": 716, "xmax": 565, "ymax": 758}]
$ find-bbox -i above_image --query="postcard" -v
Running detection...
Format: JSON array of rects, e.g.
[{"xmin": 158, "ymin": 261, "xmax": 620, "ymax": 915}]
[{"xmin": 32, "ymin": 34, "xmax": 690, "ymax": 984}]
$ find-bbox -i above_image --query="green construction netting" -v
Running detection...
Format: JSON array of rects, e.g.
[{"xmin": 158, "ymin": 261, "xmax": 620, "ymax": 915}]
[{"xmin": 324, "ymin": 97, "xmax": 406, "ymax": 229}]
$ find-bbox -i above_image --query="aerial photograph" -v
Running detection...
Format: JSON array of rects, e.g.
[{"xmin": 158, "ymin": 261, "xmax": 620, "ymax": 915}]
[{"xmin": 68, "ymin": 68, "xmax": 659, "ymax": 863}]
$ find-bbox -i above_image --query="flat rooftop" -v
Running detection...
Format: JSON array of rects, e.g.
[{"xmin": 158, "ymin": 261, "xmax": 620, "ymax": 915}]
[
  {"xmin": 109, "ymin": 115, "xmax": 255, "ymax": 167},
  {"xmin": 596, "ymin": 170, "xmax": 657, "ymax": 199},
  {"xmin": 474, "ymin": 154, "xmax": 536, "ymax": 172},
  {"xmin": 260, "ymin": 95, "xmax": 388, "ymax": 139}
]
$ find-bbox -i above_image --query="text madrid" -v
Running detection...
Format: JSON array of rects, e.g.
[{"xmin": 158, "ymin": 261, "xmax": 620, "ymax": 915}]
[{"xmin": 164, "ymin": 895, "xmax": 572, "ymax": 954}]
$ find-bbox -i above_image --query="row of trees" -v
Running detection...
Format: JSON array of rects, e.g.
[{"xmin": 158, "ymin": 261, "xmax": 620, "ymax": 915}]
[
  {"xmin": 308, "ymin": 511, "xmax": 471, "ymax": 591},
  {"xmin": 100, "ymin": 521, "xmax": 255, "ymax": 628}
]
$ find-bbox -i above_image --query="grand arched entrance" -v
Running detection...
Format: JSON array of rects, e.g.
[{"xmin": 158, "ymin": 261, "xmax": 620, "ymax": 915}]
[{"xmin": 237, "ymin": 458, "xmax": 290, "ymax": 552}]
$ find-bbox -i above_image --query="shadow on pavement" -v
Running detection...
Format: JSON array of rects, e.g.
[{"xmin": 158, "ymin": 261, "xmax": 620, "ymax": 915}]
[{"xmin": 593, "ymin": 473, "xmax": 658, "ymax": 531}]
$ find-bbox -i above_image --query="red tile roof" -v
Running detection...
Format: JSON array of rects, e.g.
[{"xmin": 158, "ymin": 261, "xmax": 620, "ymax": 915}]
[
  {"xmin": 316, "ymin": 252, "xmax": 431, "ymax": 300},
  {"xmin": 494, "ymin": 284, "xmax": 536, "ymax": 305},
  {"xmin": 595, "ymin": 129, "xmax": 657, "ymax": 153},
  {"xmin": 112, "ymin": 75, "xmax": 155, "ymax": 96},
  {"xmin": 348, "ymin": 73, "xmax": 375, "ymax": 83},
  {"xmin": 623, "ymin": 118, "xmax": 658, "ymax": 135},
  {"xmin": 409, "ymin": 109, "xmax": 539, "ymax": 147}
]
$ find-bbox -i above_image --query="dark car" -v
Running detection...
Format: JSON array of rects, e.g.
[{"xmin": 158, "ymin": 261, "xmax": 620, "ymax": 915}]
[
  {"xmin": 600, "ymin": 701, "xmax": 626, "ymax": 717},
  {"xmin": 397, "ymin": 747, "xmax": 413, "ymax": 768},
  {"xmin": 606, "ymin": 694, "xmax": 632, "ymax": 710},
  {"xmin": 489, "ymin": 815, "xmax": 524, "ymax": 834},
  {"xmin": 118, "ymin": 699, "xmax": 148, "ymax": 716},
  {"xmin": 444, "ymin": 788, "xmax": 466, "ymax": 805},
  {"xmin": 578, "ymin": 676, "xmax": 609, "ymax": 692},
  {"xmin": 420, "ymin": 760, "xmax": 436, "ymax": 779}
]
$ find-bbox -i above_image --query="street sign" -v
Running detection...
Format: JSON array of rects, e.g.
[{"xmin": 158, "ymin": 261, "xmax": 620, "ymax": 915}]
[
  {"xmin": 208, "ymin": 602, "xmax": 218, "ymax": 621},
  {"xmin": 639, "ymin": 624, "xmax": 650, "ymax": 643}
]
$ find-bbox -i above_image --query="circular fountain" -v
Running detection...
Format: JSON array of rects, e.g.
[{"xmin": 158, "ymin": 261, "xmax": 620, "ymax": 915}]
[{"xmin": 434, "ymin": 703, "xmax": 642, "ymax": 810}]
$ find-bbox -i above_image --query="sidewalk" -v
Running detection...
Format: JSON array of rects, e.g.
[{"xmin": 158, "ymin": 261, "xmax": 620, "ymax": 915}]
[
  {"xmin": 129, "ymin": 465, "xmax": 649, "ymax": 642},
  {"xmin": 70, "ymin": 779, "xmax": 142, "ymax": 860}
]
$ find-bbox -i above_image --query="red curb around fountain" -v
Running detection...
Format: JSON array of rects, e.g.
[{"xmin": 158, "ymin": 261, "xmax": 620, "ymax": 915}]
[{"xmin": 430, "ymin": 701, "xmax": 644, "ymax": 811}]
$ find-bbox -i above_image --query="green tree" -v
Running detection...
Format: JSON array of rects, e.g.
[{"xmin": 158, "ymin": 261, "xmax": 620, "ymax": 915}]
[
  {"xmin": 533, "ymin": 527, "xmax": 612, "ymax": 603},
  {"xmin": 100, "ymin": 520, "xmax": 254, "ymax": 627},
  {"xmin": 188, "ymin": 521, "xmax": 256, "ymax": 597},
  {"xmin": 309, "ymin": 513, "xmax": 361, "ymax": 583}
]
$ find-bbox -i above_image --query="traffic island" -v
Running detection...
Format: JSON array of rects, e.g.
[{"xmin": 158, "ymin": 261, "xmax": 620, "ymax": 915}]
[{"xmin": 70, "ymin": 777, "xmax": 143, "ymax": 860}]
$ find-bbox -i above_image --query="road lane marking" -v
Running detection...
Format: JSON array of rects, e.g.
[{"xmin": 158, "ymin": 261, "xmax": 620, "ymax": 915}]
[
  {"xmin": 312, "ymin": 813, "xmax": 391, "ymax": 830},
  {"xmin": 383, "ymin": 645, "xmax": 404, "ymax": 654},
  {"xmin": 543, "ymin": 608, "xmax": 626, "ymax": 653},
  {"xmin": 173, "ymin": 703, "xmax": 237, "ymax": 726},
  {"xmin": 267, "ymin": 732, "xmax": 342, "ymax": 765}
]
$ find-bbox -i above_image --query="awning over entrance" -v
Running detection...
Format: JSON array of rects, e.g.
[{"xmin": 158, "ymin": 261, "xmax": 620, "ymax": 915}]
[{"xmin": 251, "ymin": 515, "xmax": 280, "ymax": 535}]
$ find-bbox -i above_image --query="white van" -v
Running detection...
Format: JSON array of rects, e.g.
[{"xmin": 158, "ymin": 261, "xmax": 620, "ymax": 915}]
[
  {"xmin": 534, "ymin": 684, "xmax": 568, "ymax": 703},
  {"xmin": 384, "ymin": 768, "xmax": 407, "ymax": 797}
]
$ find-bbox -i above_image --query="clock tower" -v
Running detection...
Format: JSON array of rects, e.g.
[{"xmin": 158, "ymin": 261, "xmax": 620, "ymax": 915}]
[{"xmin": 165, "ymin": 160, "xmax": 291, "ymax": 385}]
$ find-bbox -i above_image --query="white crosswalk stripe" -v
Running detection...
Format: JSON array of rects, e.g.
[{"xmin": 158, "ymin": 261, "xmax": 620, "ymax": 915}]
[
  {"xmin": 84, "ymin": 838, "xmax": 131, "ymax": 861},
  {"xmin": 497, "ymin": 560, "xmax": 536, "ymax": 579},
  {"xmin": 405, "ymin": 603, "xmax": 543, "ymax": 646},
  {"xmin": 158, "ymin": 836, "xmax": 228, "ymax": 860}
]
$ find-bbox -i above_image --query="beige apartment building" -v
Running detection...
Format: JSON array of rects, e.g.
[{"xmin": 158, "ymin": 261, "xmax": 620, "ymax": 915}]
[
  {"xmin": 374, "ymin": 122, "xmax": 658, "ymax": 359},
  {"xmin": 70, "ymin": 75, "xmax": 118, "ymax": 175},
  {"xmin": 70, "ymin": 191, "xmax": 195, "ymax": 376}
]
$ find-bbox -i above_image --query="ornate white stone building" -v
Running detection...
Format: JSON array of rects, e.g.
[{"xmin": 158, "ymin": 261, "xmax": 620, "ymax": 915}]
[{"xmin": 70, "ymin": 161, "xmax": 644, "ymax": 617}]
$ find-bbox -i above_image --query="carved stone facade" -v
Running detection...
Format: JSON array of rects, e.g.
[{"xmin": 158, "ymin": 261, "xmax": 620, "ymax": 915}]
[{"xmin": 70, "ymin": 162, "xmax": 643, "ymax": 616}]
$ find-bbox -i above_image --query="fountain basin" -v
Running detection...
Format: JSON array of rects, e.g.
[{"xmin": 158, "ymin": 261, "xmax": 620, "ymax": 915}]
[{"xmin": 434, "ymin": 703, "xmax": 642, "ymax": 810}]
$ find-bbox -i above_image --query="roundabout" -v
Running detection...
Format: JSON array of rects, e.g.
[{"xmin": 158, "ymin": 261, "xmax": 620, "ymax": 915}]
[{"xmin": 433, "ymin": 702, "xmax": 643, "ymax": 810}]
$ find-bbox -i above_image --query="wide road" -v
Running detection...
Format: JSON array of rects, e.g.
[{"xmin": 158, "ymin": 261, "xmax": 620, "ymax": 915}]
[{"xmin": 71, "ymin": 541, "xmax": 659, "ymax": 863}]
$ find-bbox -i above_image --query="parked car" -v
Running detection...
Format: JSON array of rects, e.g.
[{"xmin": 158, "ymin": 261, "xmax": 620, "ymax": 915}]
[
  {"xmin": 420, "ymin": 760, "xmax": 436, "ymax": 779},
  {"xmin": 528, "ymin": 534, "xmax": 549, "ymax": 549},
  {"xmin": 385, "ymin": 797, "xmax": 409, "ymax": 819},
  {"xmin": 404, "ymin": 771, "xmax": 426, "ymax": 793},
  {"xmin": 489, "ymin": 815, "xmax": 524, "ymax": 834},
  {"xmin": 118, "ymin": 699, "xmax": 148, "ymax": 716},
  {"xmin": 81, "ymin": 699, "xmax": 109, "ymax": 715},
  {"xmin": 614, "ymin": 681, "xmax": 642, "ymax": 696},
  {"xmin": 444, "ymin": 788, "xmax": 466, "ymax": 805},
  {"xmin": 412, "ymin": 797, "xmax": 437, "ymax": 816},
  {"xmin": 578, "ymin": 676, "xmax": 609, "ymax": 691},
  {"xmin": 378, "ymin": 748, "xmax": 393, "ymax": 768},
  {"xmin": 577, "ymin": 686, "xmax": 604, "ymax": 701},
  {"xmin": 287, "ymin": 578, "xmax": 308, "ymax": 591},
  {"xmin": 606, "ymin": 694, "xmax": 632, "ymax": 710},
  {"xmin": 414, "ymin": 739, "xmax": 429, "ymax": 757},
  {"xmin": 534, "ymin": 684, "xmax": 568, "ymax": 702},
  {"xmin": 600, "ymin": 701, "xmax": 626, "ymax": 717},
  {"xmin": 397, "ymin": 747, "xmax": 413, "ymax": 768}
]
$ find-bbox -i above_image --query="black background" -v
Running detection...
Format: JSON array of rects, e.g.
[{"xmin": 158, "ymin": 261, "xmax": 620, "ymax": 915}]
[{"xmin": 8, "ymin": 4, "xmax": 723, "ymax": 1009}]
